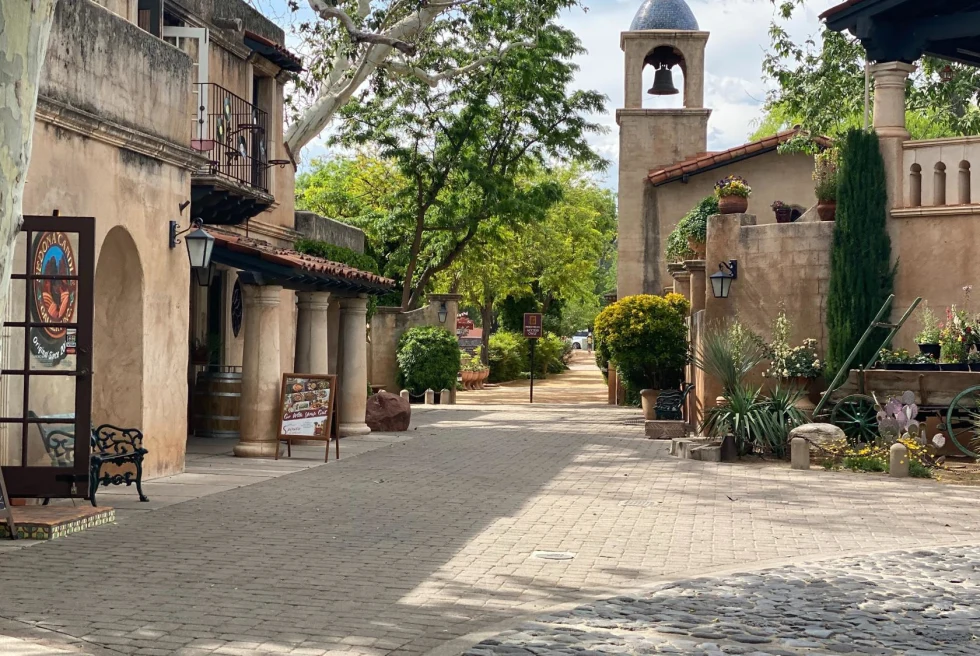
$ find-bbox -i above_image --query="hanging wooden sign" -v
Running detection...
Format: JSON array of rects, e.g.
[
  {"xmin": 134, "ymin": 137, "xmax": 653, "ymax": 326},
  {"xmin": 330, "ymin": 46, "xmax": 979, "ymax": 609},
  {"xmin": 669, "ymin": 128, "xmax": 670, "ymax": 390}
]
[
  {"xmin": 276, "ymin": 373, "xmax": 339, "ymax": 463},
  {"xmin": 0, "ymin": 468, "xmax": 17, "ymax": 540}
]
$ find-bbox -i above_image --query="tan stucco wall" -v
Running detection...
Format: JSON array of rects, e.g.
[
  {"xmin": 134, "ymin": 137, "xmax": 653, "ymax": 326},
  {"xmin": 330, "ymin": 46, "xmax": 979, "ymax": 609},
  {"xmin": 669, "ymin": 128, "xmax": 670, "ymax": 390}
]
[
  {"xmin": 692, "ymin": 214, "xmax": 833, "ymax": 421},
  {"xmin": 370, "ymin": 296, "xmax": 461, "ymax": 393},
  {"xmin": 656, "ymin": 150, "xmax": 818, "ymax": 292},
  {"xmin": 4, "ymin": 0, "xmax": 196, "ymax": 478}
]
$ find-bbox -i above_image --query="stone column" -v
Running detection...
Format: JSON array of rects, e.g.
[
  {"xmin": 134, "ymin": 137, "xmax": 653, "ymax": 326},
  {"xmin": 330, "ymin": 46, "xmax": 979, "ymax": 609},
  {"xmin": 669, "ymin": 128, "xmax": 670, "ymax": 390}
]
[
  {"xmin": 674, "ymin": 271, "xmax": 691, "ymax": 301},
  {"xmin": 338, "ymin": 295, "xmax": 371, "ymax": 437},
  {"xmin": 871, "ymin": 61, "xmax": 915, "ymax": 211},
  {"xmin": 235, "ymin": 285, "xmax": 284, "ymax": 458},
  {"xmin": 294, "ymin": 291, "xmax": 331, "ymax": 374},
  {"xmin": 327, "ymin": 299, "xmax": 341, "ymax": 375},
  {"xmin": 683, "ymin": 260, "xmax": 706, "ymax": 315}
]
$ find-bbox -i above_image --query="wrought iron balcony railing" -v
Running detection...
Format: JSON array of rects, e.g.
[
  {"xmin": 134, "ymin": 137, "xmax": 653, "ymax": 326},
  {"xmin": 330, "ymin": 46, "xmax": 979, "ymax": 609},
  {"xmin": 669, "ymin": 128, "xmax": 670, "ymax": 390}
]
[{"xmin": 191, "ymin": 83, "xmax": 273, "ymax": 193}]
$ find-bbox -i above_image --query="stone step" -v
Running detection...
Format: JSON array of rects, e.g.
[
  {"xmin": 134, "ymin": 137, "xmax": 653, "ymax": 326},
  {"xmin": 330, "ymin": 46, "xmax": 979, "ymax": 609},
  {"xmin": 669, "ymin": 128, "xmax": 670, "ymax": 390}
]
[
  {"xmin": 644, "ymin": 420, "xmax": 686, "ymax": 440},
  {"xmin": 670, "ymin": 437, "xmax": 723, "ymax": 461}
]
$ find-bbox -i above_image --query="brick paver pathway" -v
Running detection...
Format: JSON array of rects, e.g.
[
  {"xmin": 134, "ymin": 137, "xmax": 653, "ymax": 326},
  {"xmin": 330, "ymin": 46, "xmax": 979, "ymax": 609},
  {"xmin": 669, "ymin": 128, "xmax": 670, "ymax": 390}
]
[{"xmin": 2, "ymin": 404, "xmax": 980, "ymax": 656}]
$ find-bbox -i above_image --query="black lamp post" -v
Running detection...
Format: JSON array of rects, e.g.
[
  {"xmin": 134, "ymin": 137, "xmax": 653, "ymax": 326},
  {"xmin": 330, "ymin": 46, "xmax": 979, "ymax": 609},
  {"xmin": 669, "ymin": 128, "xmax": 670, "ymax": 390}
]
[{"xmin": 710, "ymin": 260, "xmax": 738, "ymax": 299}]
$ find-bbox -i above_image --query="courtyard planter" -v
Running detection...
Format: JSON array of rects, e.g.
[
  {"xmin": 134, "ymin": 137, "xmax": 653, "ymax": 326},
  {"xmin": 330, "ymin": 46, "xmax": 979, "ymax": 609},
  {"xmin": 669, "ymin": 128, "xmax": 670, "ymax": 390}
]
[
  {"xmin": 941, "ymin": 363, "xmax": 969, "ymax": 372},
  {"xmin": 774, "ymin": 207, "xmax": 794, "ymax": 223},
  {"xmin": 817, "ymin": 200, "xmax": 837, "ymax": 222},
  {"xmin": 918, "ymin": 343, "xmax": 941, "ymax": 360},
  {"xmin": 718, "ymin": 195, "xmax": 748, "ymax": 214},
  {"xmin": 640, "ymin": 389, "xmax": 661, "ymax": 420},
  {"xmin": 686, "ymin": 237, "xmax": 706, "ymax": 259},
  {"xmin": 784, "ymin": 376, "xmax": 817, "ymax": 416}
]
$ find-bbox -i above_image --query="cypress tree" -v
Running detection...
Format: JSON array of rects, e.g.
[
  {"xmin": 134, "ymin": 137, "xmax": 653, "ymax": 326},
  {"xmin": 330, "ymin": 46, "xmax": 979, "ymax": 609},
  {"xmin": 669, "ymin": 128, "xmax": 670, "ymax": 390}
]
[{"xmin": 826, "ymin": 129, "xmax": 895, "ymax": 374}]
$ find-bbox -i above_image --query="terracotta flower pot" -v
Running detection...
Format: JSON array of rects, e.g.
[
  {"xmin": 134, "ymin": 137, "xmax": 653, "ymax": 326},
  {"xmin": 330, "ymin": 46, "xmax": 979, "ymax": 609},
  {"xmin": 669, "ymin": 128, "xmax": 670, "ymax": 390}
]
[
  {"xmin": 783, "ymin": 376, "xmax": 816, "ymax": 417},
  {"xmin": 817, "ymin": 200, "xmax": 837, "ymax": 222},
  {"xmin": 718, "ymin": 195, "xmax": 748, "ymax": 214},
  {"xmin": 462, "ymin": 371, "xmax": 475, "ymax": 390},
  {"xmin": 774, "ymin": 207, "xmax": 793, "ymax": 224},
  {"xmin": 687, "ymin": 237, "xmax": 706, "ymax": 259},
  {"xmin": 640, "ymin": 389, "xmax": 661, "ymax": 420}
]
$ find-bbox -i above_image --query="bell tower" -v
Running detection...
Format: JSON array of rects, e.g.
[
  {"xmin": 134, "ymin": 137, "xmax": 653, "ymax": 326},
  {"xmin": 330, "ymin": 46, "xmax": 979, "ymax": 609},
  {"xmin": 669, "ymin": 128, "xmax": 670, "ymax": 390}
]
[{"xmin": 617, "ymin": 0, "xmax": 711, "ymax": 297}]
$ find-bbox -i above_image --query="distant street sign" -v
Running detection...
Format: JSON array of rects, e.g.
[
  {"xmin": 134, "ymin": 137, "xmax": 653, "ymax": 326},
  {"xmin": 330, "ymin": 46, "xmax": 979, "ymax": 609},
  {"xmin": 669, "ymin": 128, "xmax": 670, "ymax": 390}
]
[{"xmin": 523, "ymin": 313, "xmax": 543, "ymax": 339}]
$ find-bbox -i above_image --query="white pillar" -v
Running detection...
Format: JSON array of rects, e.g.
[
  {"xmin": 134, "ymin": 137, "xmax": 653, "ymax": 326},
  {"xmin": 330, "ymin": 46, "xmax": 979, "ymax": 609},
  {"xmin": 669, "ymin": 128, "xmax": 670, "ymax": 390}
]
[
  {"xmin": 294, "ymin": 291, "xmax": 331, "ymax": 374},
  {"xmin": 235, "ymin": 285, "xmax": 283, "ymax": 458},
  {"xmin": 338, "ymin": 296, "xmax": 371, "ymax": 437}
]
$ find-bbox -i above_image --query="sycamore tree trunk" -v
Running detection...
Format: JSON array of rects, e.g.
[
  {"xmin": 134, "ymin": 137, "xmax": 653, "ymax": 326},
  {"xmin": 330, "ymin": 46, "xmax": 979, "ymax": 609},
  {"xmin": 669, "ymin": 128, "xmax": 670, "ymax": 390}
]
[{"xmin": 0, "ymin": 0, "xmax": 57, "ymax": 354}]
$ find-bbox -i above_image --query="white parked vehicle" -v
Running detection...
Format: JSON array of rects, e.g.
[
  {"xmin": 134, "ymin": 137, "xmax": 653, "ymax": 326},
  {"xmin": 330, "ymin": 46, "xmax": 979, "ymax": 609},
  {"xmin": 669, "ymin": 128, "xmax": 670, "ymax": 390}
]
[{"xmin": 571, "ymin": 330, "xmax": 590, "ymax": 350}]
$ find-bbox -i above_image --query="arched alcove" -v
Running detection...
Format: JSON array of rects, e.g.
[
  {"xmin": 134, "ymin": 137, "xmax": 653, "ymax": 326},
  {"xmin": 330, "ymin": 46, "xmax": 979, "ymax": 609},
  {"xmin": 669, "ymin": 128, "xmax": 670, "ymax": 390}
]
[
  {"xmin": 959, "ymin": 160, "xmax": 971, "ymax": 205},
  {"xmin": 909, "ymin": 163, "xmax": 922, "ymax": 207},
  {"xmin": 934, "ymin": 161, "xmax": 947, "ymax": 206},
  {"xmin": 93, "ymin": 226, "xmax": 144, "ymax": 430},
  {"xmin": 642, "ymin": 44, "xmax": 688, "ymax": 109}
]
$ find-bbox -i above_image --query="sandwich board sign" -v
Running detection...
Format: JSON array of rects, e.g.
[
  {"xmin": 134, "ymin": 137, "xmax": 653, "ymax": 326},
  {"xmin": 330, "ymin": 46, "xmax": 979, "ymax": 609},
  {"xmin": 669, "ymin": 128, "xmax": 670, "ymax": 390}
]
[{"xmin": 0, "ymin": 469, "xmax": 16, "ymax": 539}]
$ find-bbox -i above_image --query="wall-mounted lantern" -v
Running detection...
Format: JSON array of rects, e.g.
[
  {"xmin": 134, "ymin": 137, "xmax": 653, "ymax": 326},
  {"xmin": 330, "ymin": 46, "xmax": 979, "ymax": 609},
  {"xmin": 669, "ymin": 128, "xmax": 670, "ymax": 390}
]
[
  {"xmin": 710, "ymin": 260, "xmax": 738, "ymax": 299},
  {"xmin": 437, "ymin": 301, "xmax": 449, "ymax": 324},
  {"xmin": 170, "ymin": 217, "xmax": 216, "ymax": 272},
  {"xmin": 194, "ymin": 263, "xmax": 218, "ymax": 288}
]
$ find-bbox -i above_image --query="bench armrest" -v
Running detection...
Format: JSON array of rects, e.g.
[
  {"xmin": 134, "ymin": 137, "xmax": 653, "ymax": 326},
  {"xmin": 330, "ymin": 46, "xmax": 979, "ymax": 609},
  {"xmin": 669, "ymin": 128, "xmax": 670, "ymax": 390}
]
[{"xmin": 92, "ymin": 424, "xmax": 145, "ymax": 455}]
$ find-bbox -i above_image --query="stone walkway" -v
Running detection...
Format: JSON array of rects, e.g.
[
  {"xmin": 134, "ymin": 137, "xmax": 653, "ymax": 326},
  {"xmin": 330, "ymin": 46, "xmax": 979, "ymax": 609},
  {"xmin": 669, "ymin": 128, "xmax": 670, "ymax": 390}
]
[
  {"xmin": 456, "ymin": 350, "xmax": 607, "ymax": 405},
  {"xmin": 462, "ymin": 544, "xmax": 980, "ymax": 655},
  {"xmin": 2, "ymin": 404, "xmax": 980, "ymax": 655}
]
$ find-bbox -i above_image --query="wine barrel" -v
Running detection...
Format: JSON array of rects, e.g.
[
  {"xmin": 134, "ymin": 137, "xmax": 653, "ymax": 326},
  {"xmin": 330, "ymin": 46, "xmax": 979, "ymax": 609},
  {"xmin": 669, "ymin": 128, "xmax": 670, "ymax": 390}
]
[{"xmin": 192, "ymin": 368, "xmax": 242, "ymax": 438}]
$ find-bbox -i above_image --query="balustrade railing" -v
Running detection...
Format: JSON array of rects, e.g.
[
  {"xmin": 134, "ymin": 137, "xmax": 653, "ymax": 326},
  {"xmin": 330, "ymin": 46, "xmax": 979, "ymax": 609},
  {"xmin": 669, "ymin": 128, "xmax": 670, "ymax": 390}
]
[
  {"xmin": 903, "ymin": 136, "xmax": 980, "ymax": 209},
  {"xmin": 191, "ymin": 83, "xmax": 270, "ymax": 192}
]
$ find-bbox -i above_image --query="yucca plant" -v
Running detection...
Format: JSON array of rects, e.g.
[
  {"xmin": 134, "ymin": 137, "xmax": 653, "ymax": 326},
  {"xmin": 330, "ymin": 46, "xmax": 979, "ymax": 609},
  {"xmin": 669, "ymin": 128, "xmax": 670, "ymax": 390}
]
[
  {"xmin": 693, "ymin": 320, "xmax": 765, "ymax": 395},
  {"xmin": 702, "ymin": 383, "xmax": 806, "ymax": 457}
]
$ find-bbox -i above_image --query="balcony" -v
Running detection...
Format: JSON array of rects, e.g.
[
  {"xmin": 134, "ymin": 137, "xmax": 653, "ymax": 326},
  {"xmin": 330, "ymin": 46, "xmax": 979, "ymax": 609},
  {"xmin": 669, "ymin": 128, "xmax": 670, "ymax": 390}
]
[
  {"xmin": 897, "ymin": 136, "xmax": 980, "ymax": 216},
  {"xmin": 189, "ymin": 83, "xmax": 284, "ymax": 225}
]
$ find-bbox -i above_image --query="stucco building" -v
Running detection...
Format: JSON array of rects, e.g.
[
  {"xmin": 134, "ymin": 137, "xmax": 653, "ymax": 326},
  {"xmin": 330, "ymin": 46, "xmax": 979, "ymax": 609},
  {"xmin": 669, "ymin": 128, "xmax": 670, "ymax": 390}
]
[
  {"xmin": 617, "ymin": 0, "xmax": 821, "ymax": 300},
  {"xmin": 0, "ymin": 0, "xmax": 391, "ymax": 500}
]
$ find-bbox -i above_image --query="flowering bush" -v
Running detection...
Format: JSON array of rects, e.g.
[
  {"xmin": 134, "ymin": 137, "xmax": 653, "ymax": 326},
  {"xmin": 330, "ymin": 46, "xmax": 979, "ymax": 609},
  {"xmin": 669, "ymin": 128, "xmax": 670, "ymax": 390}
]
[
  {"xmin": 876, "ymin": 348, "xmax": 935, "ymax": 365},
  {"xmin": 761, "ymin": 311, "xmax": 822, "ymax": 379},
  {"xmin": 813, "ymin": 148, "xmax": 839, "ymax": 202},
  {"xmin": 915, "ymin": 302, "xmax": 941, "ymax": 345},
  {"xmin": 714, "ymin": 175, "xmax": 751, "ymax": 199},
  {"xmin": 938, "ymin": 286, "xmax": 979, "ymax": 363}
]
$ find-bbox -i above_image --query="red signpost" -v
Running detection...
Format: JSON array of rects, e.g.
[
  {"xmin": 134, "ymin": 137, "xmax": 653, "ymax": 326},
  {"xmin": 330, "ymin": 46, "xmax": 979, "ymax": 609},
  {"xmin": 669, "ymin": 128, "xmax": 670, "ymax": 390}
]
[{"xmin": 523, "ymin": 313, "xmax": 543, "ymax": 403}]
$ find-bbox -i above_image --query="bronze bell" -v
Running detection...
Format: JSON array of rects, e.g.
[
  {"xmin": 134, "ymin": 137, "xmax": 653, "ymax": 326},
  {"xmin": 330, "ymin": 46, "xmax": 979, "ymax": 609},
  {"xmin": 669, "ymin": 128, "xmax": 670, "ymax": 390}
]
[{"xmin": 649, "ymin": 66, "xmax": 679, "ymax": 96}]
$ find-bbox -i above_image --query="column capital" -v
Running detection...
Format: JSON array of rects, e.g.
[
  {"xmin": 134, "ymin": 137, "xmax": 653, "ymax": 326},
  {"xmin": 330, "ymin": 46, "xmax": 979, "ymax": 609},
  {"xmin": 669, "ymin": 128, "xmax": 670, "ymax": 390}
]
[
  {"xmin": 870, "ymin": 61, "xmax": 916, "ymax": 84},
  {"xmin": 297, "ymin": 291, "xmax": 332, "ymax": 312},
  {"xmin": 340, "ymin": 296, "xmax": 370, "ymax": 313},
  {"xmin": 243, "ymin": 284, "xmax": 283, "ymax": 308},
  {"xmin": 871, "ymin": 61, "xmax": 914, "ymax": 139},
  {"xmin": 673, "ymin": 271, "xmax": 691, "ymax": 282},
  {"xmin": 682, "ymin": 259, "xmax": 706, "ymax": 273}
]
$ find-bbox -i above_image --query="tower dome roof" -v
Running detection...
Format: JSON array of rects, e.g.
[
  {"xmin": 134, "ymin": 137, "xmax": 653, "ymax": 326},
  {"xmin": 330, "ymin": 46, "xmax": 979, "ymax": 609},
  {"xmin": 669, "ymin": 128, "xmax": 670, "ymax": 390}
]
[{"xmin": 630, "ymin": 0, "xmax": 700, "ymax": 31}]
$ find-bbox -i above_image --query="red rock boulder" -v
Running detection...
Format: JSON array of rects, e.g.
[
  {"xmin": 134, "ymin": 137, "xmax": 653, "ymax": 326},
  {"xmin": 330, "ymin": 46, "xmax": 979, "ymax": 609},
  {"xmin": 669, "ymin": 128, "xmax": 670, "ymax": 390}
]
[{"xmin": 365, "ymin": 391, "xmax": 412, "ymax": 432}]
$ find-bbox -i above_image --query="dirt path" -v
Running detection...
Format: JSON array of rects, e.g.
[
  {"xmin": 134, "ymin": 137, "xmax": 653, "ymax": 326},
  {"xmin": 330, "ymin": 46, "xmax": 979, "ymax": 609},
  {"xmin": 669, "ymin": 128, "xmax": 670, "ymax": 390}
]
[{"xmin": 457, "ymin": 349, "xmax": 608, "ymax": 405}]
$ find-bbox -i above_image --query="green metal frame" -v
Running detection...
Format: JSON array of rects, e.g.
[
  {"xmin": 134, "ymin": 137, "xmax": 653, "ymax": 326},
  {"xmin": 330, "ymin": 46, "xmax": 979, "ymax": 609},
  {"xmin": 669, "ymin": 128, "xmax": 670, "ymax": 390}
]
[{"xmin": 812, "ymin": 295, "xmax": 923, "ymax": 418}]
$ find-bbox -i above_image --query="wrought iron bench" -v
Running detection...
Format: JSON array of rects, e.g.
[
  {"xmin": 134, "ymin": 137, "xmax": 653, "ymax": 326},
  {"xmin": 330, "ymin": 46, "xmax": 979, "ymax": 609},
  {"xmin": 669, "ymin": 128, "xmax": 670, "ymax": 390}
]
[
  {"xmin": 30, "ymin": 412, "xmax": 149, "ymax": 507},
  {"xmin": 655, "ymin": 384, "xmax": 695, "ymax": 420}
]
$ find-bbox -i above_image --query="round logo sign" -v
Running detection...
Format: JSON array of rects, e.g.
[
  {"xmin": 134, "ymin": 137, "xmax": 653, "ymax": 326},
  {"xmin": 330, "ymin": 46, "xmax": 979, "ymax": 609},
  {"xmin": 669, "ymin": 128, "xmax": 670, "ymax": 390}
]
[{"xmin": 30, "ymin": 232, "xmax": 77, "ymax": 364}]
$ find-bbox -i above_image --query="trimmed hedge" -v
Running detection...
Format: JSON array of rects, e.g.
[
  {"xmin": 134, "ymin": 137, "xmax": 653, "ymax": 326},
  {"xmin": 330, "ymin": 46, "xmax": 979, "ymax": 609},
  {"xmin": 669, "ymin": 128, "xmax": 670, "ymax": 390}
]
[
  {"xmin": 488, "ymin": 330, "xmax": 571, "ymax": 382},
  {"xmin": 396, "ymin": 326, "xmax": 461, "ymax": 395},
  {"xmin": 593, "ymin": 293, "xmax": 690, "ymax": 393}
]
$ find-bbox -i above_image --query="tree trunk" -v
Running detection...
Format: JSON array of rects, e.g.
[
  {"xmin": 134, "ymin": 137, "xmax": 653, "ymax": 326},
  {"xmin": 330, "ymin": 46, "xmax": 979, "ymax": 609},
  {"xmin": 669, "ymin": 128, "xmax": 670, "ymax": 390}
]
[{"xmin": 0, "ymin": 0, "xmax": 58, "ymax": 355}]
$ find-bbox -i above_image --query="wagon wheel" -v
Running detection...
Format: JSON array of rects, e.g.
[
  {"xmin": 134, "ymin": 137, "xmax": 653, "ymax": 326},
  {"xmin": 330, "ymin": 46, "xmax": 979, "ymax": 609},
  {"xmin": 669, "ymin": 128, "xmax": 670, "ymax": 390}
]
[
  {"xmin": 945, "ymin": 386, "xmax": 980, "ymax": 458},
  {"xmin": 830, "ymin": 394, "xmax": 878, "ymax": 444}
]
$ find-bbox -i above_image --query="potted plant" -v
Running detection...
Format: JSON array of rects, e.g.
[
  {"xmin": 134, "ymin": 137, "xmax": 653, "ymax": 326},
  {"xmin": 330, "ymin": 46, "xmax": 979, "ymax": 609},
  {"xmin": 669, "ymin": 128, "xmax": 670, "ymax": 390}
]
[
  {"xmin": 939, "ymin": 302, "xmax": 974, "ymax": 370},
  {"xmin": 762, "ymin": 311, "xmax": 823, "ymax": 413},
  {"xmin": 593, "ymin": 293, "xmax": 691, "ymax": 420},
  {"xmin": 877, "ymin": 348, "xmax": 914, "ymax": 370},
  {"xmin": 814, "ymin": 149, "xmax": 838, "ymax": 221},
  {"xmin": 915, "ymin": 302, "xmax": 941, "ymax": 359},
  {"xmin": 715, "ymin": 175, "xmax": 751, "ymax": 215},
  {"xmin": 968, "ymin": 350, "xmax": 980, "ymax": 372},
  {"xmin": 771, "ymin": 200, "xmax": 793, "ymax": 224},
  {"xmin": 681, "ymin": 195, "xmax": 718, "ymax": 259}
]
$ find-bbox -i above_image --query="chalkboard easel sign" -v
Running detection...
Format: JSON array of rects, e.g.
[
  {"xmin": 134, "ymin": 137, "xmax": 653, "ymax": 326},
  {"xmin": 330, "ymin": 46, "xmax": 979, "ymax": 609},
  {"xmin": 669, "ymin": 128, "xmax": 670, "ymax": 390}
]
[
  {"xmin": 0, "ymin": 468, "xmax": 17, "ymax": 540},
  {"xmin": 276, "ymin": 373, "xmax": 339, "ymax": 463}
]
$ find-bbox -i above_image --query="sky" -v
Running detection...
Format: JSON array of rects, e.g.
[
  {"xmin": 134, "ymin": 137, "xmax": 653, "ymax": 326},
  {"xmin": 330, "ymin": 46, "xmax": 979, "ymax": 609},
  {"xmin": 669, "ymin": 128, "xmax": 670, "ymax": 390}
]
[{"xmin": 263, "ymin": 0, "xmax": 842, "ymax": 188}]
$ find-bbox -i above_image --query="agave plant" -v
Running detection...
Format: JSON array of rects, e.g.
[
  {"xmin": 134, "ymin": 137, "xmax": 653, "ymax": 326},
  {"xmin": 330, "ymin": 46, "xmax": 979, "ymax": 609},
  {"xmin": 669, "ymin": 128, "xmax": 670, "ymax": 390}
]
[{"xmin": 701, "ymin": 383, "xmax": 806, "ymax": 457}]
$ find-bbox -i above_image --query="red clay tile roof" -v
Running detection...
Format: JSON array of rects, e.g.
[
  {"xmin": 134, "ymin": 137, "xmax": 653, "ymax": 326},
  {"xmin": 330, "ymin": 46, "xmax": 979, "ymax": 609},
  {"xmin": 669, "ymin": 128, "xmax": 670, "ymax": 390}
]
[
  {"xmin": 243, "ymin": 30, "xmax": 303, "ymax": 73},
  {"xmin": 819, "ymin": 0, "xmax": 865, "ymax": 20},
  {"xmin": 210, "ymin": 228, "xmax": 394, "ymax": 292},
  {"xmin": 647, "ymin": 128, "xmax": 832, "ymax": 186}
]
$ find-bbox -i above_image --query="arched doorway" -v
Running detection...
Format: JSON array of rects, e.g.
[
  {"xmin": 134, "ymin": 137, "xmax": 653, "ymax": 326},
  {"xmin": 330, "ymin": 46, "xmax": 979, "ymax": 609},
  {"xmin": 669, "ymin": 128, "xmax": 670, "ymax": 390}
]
[{"xmin": 93, "ymin": 227, "xmax": 144, "ymax": 429}]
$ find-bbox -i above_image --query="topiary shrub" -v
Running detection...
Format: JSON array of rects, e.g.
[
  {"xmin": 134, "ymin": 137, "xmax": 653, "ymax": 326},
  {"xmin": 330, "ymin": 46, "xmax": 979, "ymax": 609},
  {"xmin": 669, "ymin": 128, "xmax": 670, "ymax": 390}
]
[
  {"xmin": 396, "ymin": 326, "xmax": 461, "ymax": 395},
  {"xmin": 593, "ymin": 293, "xmax": 691, "ymax": 394},
  {"xmin": 488, "ymin": 330, "xmax": 527, "ymax": 383}
]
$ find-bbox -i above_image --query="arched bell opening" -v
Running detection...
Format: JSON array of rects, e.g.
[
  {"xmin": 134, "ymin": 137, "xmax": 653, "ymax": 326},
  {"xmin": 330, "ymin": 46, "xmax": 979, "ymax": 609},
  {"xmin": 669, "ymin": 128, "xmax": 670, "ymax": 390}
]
[{"xmin": 642, "ymin": 45, "xmax": 687, "ymax": 109}]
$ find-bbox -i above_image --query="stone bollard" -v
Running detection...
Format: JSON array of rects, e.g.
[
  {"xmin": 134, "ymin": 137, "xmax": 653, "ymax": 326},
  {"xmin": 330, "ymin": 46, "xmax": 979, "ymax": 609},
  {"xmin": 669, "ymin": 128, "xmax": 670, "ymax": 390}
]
[
  {"xmin": 424, "ymin": 389, "xmax": 435, "ymax": 405},
  {"xmin": 440, "ymin": 389, "xmax": 453, "ymax": 405},
  {"xmin": 399, "ymin": 390, "xmax": 410, "ymax": 401},
  {"xmin": 790, "ymin": 437, "xmax": 810, "ymax": 470},
  {"xmin": 889, "ymin": 442, "xmax": 910, "ymax": 477}
]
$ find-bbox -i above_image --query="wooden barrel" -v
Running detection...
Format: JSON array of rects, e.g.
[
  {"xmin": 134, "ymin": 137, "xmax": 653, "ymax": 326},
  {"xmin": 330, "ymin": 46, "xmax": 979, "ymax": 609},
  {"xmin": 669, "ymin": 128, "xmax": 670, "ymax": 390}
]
[{"xmin": 192, "ymin": 368, "xmax": 242, "ymax": 438}]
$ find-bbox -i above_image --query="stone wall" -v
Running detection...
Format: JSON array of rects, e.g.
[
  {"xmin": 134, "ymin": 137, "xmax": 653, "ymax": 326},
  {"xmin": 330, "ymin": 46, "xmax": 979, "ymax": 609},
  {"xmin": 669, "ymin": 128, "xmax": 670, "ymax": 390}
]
[
  {"xmin": 370, "ymin": 295, "xmax": 461, "ymax": 392},
  {"xmin": 693, "ymin": 214, "xmax": 834, "ymax": 419},
  {"xmin": 295, "ymin": 212, "xmax": 366, "ymax": 253}
]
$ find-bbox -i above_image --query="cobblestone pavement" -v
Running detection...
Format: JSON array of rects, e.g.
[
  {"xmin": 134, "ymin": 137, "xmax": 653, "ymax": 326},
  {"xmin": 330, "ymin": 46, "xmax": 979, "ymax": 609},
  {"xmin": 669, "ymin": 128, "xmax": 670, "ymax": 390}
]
[
  {"xmin": 3, "ymin": 404, "xmax": 980, "ymax": 655},
  {"xmin": 465, "ymin": 544, "xmax": 980, "ymax": 656}
]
